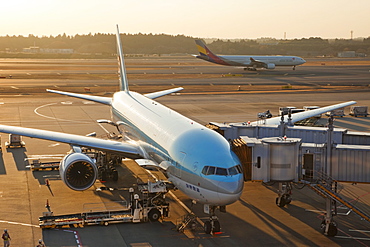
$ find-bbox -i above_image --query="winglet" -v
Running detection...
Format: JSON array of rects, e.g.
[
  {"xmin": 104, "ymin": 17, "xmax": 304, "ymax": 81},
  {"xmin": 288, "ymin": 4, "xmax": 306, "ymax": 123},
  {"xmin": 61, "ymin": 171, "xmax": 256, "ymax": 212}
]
[{"xmin": 116, "ymin": 25, "xmax": 129, "ymax": 93}]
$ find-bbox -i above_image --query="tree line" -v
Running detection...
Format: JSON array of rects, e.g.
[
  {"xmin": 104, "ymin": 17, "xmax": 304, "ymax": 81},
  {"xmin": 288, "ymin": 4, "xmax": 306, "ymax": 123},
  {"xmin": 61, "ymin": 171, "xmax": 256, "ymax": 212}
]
[{"xmin": 0, "ymin": 33, "xmax": 369, "ymax": 58}]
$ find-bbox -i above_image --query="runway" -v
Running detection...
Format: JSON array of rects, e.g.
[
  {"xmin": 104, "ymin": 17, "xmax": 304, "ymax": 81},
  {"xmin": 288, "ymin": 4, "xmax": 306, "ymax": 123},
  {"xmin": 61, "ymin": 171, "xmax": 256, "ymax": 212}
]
[
  {"xmin": 0, "ymin": 58, "xmax": 369, "ymax": 246},
  {"xmin": 1, "ymin": 57, "xmax": 370, "ymax": 89}
]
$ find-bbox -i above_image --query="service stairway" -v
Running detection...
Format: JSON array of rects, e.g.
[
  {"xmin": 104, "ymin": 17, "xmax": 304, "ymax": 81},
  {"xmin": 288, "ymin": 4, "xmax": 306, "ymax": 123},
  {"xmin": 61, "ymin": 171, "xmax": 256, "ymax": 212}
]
[{"xmin": 308, "ymin": 172, "xmax": 370, "ymax": 223}]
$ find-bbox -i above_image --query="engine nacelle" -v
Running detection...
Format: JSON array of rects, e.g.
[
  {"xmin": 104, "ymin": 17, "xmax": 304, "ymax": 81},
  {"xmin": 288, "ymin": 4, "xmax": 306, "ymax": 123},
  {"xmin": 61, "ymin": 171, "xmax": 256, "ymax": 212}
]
[
  {"xmin": 266, "ymin": 63, "xmax": 276, "ymax": 69},
  {"xmin": 59, "ymin": 153, "xmax": 98, "ymax": 191}
]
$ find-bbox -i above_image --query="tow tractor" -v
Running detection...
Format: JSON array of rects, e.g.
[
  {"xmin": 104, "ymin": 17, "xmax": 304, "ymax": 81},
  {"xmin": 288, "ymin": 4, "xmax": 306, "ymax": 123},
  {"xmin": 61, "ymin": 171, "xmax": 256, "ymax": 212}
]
[{"xmin": 39, "ymin": 180, "xmax": 170, "ymax": 228}]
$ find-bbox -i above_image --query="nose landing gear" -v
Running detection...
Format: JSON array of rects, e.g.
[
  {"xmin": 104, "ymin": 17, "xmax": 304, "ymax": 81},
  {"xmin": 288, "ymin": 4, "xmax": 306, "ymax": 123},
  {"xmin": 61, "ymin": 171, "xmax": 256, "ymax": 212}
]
[
  {"xmin": 203, "ymin": 205, "xmax": 223, "ymax": 234},
  {"xmin": 204, "ymin": 215, "xmax": 220, "ymax": 234}
]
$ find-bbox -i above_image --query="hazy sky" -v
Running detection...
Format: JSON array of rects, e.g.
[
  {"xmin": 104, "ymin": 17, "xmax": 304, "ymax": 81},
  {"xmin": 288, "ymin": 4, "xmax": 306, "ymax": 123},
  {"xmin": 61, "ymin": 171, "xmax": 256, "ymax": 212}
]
[{"xmin": 1, "ymin": 0, "xmax": 369, "ymax": 39}]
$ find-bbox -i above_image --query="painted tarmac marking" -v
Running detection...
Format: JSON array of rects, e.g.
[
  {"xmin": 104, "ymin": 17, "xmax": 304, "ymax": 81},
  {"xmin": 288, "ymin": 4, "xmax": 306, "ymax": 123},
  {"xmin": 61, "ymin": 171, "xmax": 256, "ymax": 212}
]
[
  {"xmin": 55, "ymin": 229, "xmax": 83, "ymax": 247},
  {"xmin": 34, "ymin": 102, "xmax": 94, "ymax": 124},
  {"xmin": 336, "ymin": 236, "xmax": 370, "ymax": 241},
  {"xmin": 350, "ymin": 229, "xmax": 370, "ymax": 233},
  {"xmin": 0, "ymin": 219, "xmax": 38, "ymax": 228}
]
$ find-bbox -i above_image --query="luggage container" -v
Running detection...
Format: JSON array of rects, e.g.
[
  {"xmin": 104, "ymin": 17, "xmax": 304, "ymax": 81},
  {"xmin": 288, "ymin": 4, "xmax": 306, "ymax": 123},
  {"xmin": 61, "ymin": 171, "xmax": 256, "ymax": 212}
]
[
  {"xmin": 349, "ymin": 106, "xmax": 368, "ymax": 117},
  {"xmin": 325, "ymin": 107, "xmax": 345, "ymax": 117}
]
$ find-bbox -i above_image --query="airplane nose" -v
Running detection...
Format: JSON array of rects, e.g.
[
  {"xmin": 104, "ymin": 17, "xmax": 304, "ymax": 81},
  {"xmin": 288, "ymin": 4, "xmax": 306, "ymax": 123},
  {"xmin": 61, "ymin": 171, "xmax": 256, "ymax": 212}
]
[
  {"xmin": 216, "ymin": 177, "xmax": 244, "ymax": 205},
  {"xmin": 220, "ymin": 178, "xmax": 243, "ymax": 194},
  {"xmin": 217, "ymin": 174, "xmax": 244, "ymax": 194}
]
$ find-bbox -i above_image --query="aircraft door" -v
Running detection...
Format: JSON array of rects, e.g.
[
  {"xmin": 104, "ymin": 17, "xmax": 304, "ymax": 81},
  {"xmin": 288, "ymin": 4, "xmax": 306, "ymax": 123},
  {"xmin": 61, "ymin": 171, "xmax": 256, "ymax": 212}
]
[
  {"xmin": 174, "ymin": 151, "xmax": 186, "ymax": 178},
  {"xmin": 303, "ymin": 153, "xmax": 314, "ymax": 181}
]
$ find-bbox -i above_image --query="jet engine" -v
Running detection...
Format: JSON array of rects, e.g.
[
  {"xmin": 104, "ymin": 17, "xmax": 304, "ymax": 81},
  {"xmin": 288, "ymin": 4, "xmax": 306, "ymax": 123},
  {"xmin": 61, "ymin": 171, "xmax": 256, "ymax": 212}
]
[
  {"xmin": 266, "ymin": 63, "xmax": 276, "ymax": 69},
  {"xmin": 59, "ymin": 152, "xmax": 98, "ymax": 191}
]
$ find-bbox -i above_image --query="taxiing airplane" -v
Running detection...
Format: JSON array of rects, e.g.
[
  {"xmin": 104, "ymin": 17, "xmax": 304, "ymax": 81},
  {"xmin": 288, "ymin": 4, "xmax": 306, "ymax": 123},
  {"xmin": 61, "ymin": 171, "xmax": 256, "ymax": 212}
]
[
  {"xmin": 0, "ymin": 26, "xmax": 355, "ymax": 234},
  {"xmin": 195, "ymin": 39, "xmax": 306, "ymax": 70}
]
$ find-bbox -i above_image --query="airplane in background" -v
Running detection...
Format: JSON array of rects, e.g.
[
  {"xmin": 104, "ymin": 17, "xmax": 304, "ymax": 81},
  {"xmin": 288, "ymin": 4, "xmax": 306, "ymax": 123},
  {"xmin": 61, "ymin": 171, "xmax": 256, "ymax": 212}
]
[
  {"xmin": 0, "ymin": 26, "xmax": 355, "ymax": 234},
  {"xmin": 195, "ymin": 39, "xmax": 306, "ymax": 70}
]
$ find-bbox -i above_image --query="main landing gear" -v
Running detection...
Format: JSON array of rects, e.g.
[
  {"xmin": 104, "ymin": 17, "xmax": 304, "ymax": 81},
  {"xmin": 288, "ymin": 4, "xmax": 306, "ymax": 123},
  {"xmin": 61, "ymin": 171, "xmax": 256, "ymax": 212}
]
[{"xmin": 244, "ymin": 67, "xmax": 257, "ymax": 71}]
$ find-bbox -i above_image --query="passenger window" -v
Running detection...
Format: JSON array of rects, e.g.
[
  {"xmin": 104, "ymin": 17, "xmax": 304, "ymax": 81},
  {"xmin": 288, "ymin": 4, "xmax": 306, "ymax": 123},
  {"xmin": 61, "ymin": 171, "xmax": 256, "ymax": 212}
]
[
  {"xmin": 207, "ymin": 166, "xmax": 215, "ymax": 175},
  {"xmin": 216, "ymin": 167, "xmax": 228, "ymax": 176}
]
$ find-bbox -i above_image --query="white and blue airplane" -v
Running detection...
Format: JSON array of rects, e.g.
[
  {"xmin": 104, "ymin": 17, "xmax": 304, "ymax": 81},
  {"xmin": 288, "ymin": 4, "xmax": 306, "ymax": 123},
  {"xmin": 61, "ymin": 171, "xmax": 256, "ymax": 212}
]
[
  {"xmin": 195, "ymin": 39, "xmax": 306, "ymax": 70},
  {"xmin": 0, "ymin": 26, "xmax": 356, "ymax": 234}
]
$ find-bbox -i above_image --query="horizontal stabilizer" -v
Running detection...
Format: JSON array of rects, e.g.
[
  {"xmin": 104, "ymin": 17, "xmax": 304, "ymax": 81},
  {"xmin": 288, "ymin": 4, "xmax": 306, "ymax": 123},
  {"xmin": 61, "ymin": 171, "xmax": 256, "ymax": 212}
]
[
  {"xmin": 47, "ymin": 89, "xmax": 112, "ymax": 105},
  {"xmin": 144, "ymin": 87, "xmax": 183, "ymax": 99}
]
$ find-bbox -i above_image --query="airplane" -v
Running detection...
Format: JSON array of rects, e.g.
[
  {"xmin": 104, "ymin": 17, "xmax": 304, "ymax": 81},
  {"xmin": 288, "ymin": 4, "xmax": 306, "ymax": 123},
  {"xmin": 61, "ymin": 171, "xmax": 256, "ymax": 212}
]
[
  {"xmin": 195, "ymin": 39, "xmax": 306, "ymax": 70},
  {"xmin": 0, "ymin": 26, "xmax": 355, "ymax": 234}
]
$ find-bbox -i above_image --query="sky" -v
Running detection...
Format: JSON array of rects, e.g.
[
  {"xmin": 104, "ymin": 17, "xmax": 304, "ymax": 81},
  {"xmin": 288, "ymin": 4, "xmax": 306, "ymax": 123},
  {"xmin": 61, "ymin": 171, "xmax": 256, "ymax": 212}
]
[{"xmin": 1, "ymin": 0, "xmax": 369, "ymax": 39}]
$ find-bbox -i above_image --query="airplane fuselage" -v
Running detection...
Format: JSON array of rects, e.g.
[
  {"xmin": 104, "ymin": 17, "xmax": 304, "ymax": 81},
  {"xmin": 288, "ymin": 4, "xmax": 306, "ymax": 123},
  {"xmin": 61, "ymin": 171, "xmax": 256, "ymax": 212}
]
[
  {"xmin": 197, "ymin": 54, "xmax": 306, "ymax": 68},
  {"xmin": 111, "ymin": 91, "xmax": 244, "ymax": 205}
]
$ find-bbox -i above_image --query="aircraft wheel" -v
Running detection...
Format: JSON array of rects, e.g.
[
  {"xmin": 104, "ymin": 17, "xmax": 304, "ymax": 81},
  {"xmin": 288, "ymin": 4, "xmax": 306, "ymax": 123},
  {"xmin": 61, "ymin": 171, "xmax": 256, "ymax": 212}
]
[
  {"xmin": 320, "ymin": 220, "xmax": 337, "ymax": 237},
  {"xmin": 327, "ymin": 223, "xmax": 338, "ymax": 237},
  {"xmin": 112, "ymin": 169, "xmax": 118, "ymax": 181},
  {"xmin": 204, "ymin": 221, "xmax": 212, "ymax": 234},
  {"xmin": 100, "ymin": 171, "xmax": 107, "ymax": 181},
  {"xmin": 283, "ymin": 194, "xmax": 292, "ymax": 204},
  {"xmin": 276, "ymin": 197, "xmax": 286, "ymax": 207},
  {"xmin": 148, "ymin": 208, "xmax": 161, "ymax": 222},
  {"xmin": 213, "ymin": 220, "xmax": 221, "ymax": 232}
]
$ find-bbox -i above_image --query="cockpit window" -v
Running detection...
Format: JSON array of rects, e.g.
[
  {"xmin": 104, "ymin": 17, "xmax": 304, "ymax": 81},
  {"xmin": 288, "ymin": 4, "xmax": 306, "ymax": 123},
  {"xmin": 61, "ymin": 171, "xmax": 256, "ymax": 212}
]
[
  {"xmin": 216, "ymin": 167, "xmax": 227, "ymax": 175},
  {"xmin": 228, "ymin": 166, "xmax": 238, "ymax": 176},
  {"xmin": 206, "ymin": 166, "xmax": 215, "ymax": 175},
  {"xmin": 202, "ymin": 165, "xmax": 242, "ymax": 176},
  {"xmin": 236, "ymin": 165, "xmax": 243, "ymax": 173},
  {"xmin": 201, "ymin": 166, "xmax": 208, "ymax": 175}
]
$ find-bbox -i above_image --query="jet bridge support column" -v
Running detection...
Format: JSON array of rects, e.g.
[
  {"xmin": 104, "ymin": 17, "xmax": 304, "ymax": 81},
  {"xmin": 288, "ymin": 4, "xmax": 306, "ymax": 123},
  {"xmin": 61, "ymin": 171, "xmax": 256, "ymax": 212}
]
[
  {"xmin": 322, "ymin": 116, "xmax": 338, "ymax": 237},
  {"xmin": 261, "ymin": 137, "xmax": 301, "ymax": 207}
]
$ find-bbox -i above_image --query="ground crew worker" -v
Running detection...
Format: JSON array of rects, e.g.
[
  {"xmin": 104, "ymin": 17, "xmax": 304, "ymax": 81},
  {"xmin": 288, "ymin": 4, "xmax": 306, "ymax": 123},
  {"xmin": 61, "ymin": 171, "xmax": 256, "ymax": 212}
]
[
  {"xmin": 36, "ymin": 239, "xmax": 45, "ymax": 247},
  {"xmin": 2, "ymin": 229, "xmax": 11, "ymax": 247}
]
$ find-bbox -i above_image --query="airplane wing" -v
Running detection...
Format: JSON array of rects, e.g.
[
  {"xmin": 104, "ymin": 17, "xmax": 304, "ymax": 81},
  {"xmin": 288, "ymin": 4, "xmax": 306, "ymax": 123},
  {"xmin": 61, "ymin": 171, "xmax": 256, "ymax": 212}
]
[
  {"xmin": 46, "ymin": 89, "xmax": 112, "ymax": 105},
  {"xmin": 256, "ymin": 101, "xmax": 357, "ymax": 125},
  {"xmin": 250, "ymin": 57, "xmax": 268, "ymax": 68},
  {"xmin": 0, "ymin": 124, "xmax": 143, "ymax": 159},
  {"xmin": 144, "ymin": 87, "xmax": 184, "ymax": 99}
]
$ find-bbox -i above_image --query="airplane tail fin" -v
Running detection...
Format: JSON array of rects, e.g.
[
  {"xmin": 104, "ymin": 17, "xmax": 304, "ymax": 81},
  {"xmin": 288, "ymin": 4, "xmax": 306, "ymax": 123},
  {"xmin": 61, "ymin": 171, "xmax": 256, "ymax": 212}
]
[
  {"xmin": 194, "ymin": 40, "xmax": 228, "ymax": 65},
  {"xmin": 195, "ymin": 39, "xmax": 217, "ymax": 58},
  {"xmin": 116, "ymin": 25, "xmax": 129, "ymax": 93}
]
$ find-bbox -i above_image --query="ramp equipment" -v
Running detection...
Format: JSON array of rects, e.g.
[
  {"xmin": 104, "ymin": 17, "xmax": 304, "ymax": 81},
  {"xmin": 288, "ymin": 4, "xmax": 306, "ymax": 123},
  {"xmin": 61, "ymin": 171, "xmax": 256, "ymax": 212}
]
[
  {"xmin": 5, "ymin": 134, "xmax": 25, "ymax": 148},
  {"xmin": 349, "ymin": 106, "xmax": 368, "ymax": 117},
  {"xmin": 39, "ymin": 181, "xmax": 170, "ymax": 229},
  {"xmin": 308, "ymin": 172, "xmax": 370, "ymax": 237},
  {"xmin": 176, "ymin": 212, "xmax": 197, "ymax": 232}
]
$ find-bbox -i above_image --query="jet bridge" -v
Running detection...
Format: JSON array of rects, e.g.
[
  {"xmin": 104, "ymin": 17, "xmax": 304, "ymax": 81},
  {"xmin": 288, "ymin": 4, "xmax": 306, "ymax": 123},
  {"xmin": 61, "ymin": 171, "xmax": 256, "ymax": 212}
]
[
  {"xmin": 210, "ymin": 119, "xmax": 370, "ymax": 184},
  {"xmin": 230, "ymin": 135, "xmax": 370, "ymax": 236},
  {"xmin": 210, "ymin": 117, "xmax": 370, "ymax": 237}
]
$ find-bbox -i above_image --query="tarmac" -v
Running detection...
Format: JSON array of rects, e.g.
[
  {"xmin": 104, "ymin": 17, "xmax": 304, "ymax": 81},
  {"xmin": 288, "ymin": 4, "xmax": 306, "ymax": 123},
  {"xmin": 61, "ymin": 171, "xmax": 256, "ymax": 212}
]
[{"xmin": 0, "ymin": 57, "xmax": 369, "ymax": 246}]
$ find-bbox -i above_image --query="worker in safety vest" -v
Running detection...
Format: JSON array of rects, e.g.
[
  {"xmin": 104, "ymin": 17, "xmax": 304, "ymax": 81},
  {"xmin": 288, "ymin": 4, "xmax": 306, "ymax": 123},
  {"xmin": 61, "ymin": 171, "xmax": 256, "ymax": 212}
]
[
  {"xmin": 2, "ymin": 229, "xmax": 11, "ymax": 247},
  {"xmin": 36, "ymin": 239, "xmax": 45, "ymax": 247}
]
